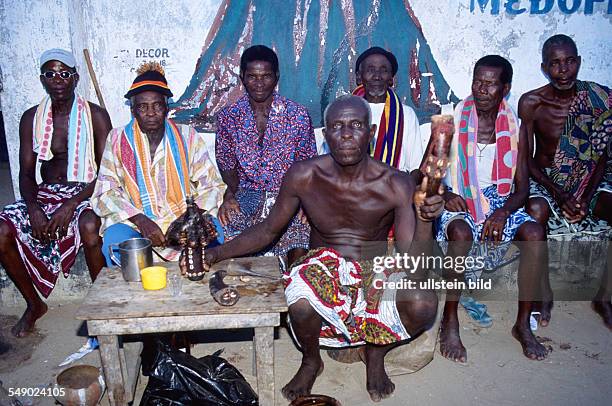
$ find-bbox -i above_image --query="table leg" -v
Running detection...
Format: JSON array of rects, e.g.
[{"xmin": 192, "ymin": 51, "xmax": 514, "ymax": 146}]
[
  {"xmin": 98, "ymin": 335, "xmax": 126, "ymax": 406},
  {"xmin": 254, "ymin": 326, "xmax": 275, "ymax": 406},
  {"xmin": 252, "ymin": 335, "xmax": 256, "ymax": 375}
]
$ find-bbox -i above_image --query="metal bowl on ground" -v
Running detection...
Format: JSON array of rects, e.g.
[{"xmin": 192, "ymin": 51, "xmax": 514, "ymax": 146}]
[
  {"xmin": 54, "ymin": 365, "xmax": 105, "ymax": 406},
  {"xmin": 290, "ymin": 394, "xmax": 342, "ymax": 406}
]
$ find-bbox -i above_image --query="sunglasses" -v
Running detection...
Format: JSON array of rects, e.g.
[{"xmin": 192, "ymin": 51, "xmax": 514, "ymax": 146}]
[{"xmin": 41, "ymin": 70, "xmax": 77, "ymax": 80}]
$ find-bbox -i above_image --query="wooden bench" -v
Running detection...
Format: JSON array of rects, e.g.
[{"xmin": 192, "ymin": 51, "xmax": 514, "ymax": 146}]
[{"xmin": 76, "ymin": 257, "xmax": 287, "ymax": 406}]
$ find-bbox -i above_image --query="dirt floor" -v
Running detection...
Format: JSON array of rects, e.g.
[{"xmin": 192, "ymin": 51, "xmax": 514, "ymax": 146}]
[{"xmin": 0, "ymin": 298, "xmax": 610, "ymax": 406}]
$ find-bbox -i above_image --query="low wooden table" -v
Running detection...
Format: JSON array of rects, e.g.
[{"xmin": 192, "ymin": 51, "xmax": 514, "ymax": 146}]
[{"xmin": 76, "ymin": 257, "xmax": 287, "ymax": 406}]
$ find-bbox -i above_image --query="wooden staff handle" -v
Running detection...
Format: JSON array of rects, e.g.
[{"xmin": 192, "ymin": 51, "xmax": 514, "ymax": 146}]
[{"xmin": 83, "ymin": 49, "xmax": 106, "ymax": 109}]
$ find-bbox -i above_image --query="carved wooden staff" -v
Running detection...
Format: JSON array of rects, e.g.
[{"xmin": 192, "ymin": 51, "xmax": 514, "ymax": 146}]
[
  {"xmin": 83, "ymin": 49, "xmax": 106, "ymax": 109},
  {"xmin": 420, "ymin": 114, "xmax": 454, "ymax": 195}
]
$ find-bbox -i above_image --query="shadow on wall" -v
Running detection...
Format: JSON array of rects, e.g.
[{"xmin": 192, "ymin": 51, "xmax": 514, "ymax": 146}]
[
  {"xmin": 0, "ymin": 65, "xmax": 7, "ymax": 162},
  {"xmin": 0, "ymin": 110, "xmax": 7, "ymax": 163}
]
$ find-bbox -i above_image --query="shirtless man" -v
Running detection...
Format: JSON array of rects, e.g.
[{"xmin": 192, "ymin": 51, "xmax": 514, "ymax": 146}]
[
  {"xmin": 205, "ymin": 95, "xmax": 444, "ymax": 402},
  {"xmin": 519, "ymin": 34, "xmax": 611, "ymax": 330},
  {"xmin": 0, "ymin": 49, "xmax": 111, "ymax": 337}
]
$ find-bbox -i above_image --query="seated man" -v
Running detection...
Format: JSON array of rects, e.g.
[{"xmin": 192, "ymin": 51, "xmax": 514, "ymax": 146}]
[
  {"xmin": 205, "ymin": 95, "xmax": 444, "ymax": 402},
  {"xmin": 91, "ymin": 62, "xmax": 224, "ymax": 264},
  {"xmin": 0, "ymin": 49, "xmax": 112, "ymax": 337},
  {"xmin": 437, "ymin": 55, "xmax": 550, "ymax": 362},
  {"xmin": 215, "ymin": 45, "xmax": 316, "ymax": 264},
  {"xmin": 353, "ymin": 46, "xmax": 424, "ymax": 175},
  {"xmin": 520, "ymin": 34, "xmax": 611, "ymax": 329}
]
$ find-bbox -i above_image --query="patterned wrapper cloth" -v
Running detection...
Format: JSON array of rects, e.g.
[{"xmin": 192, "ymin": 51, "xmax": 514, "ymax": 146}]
[
  {"xmin": 0, "ymin": 93, "xmax": 97, "ymax": 297},
  {"xmin": 529, "ymin": 80, "xmax": 612, "ymax": 238},
  {"xmin": 284, "ymin": 247, "xmax": 410, "ymax": 347},
  {"xmin": 223, "ymin": 188, "xmax": 309, "ymax": 256},
  {"xmin": 0, "ymin": 184, "xmax": 90, "ymax": 298}
]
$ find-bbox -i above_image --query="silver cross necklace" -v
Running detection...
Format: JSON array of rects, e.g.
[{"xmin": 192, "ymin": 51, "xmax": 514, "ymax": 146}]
[{"xmin": 476, "ymin": 129, "xmax": 496, "ymax": 161}]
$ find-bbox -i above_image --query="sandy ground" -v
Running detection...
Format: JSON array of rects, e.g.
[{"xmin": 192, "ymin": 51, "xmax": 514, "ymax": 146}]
[{"xmin": 0, "ymin": 298, "xmax": 610, "ymax": 406}]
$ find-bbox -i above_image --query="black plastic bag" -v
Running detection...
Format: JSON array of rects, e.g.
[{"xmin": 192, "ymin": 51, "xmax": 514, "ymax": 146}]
[{"xmin": 140, "ymin": 342, "xmax": 258, "ymax": 406}]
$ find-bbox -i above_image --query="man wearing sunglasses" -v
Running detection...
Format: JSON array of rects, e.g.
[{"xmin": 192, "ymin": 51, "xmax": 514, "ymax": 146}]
[{"xmin": 0, "ymin": 48, "xmax": 112, "ymax": 337}]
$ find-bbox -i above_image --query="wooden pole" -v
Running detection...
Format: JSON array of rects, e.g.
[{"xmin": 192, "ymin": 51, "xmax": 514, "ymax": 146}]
[{"xmin": 83, "ymin": 49, "xmax": 106, "ymax": 109}]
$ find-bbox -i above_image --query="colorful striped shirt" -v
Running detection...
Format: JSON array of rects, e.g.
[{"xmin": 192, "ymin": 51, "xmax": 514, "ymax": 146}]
[{"xmin": 92, "ymin": 123, "xmax": 225, "ymax": 234}]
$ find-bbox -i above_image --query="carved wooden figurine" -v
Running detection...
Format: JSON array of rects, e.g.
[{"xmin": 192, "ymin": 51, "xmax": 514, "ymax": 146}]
[
  {"xmin": 165, "ymin": 196, "xmax": 218, "ymax": 281},
  {"xmin": 420, "ymin": 114, "xmax": 454, "ymax": 196}
]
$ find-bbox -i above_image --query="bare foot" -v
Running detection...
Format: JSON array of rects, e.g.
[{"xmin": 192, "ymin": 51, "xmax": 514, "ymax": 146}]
[
  {"xmin": 591, "ymin": 300, "xmax": 612, "ymax": 331},
  {"xmin": 511, "ymin": 324, "xmax": 548, "ymax": 360},
  {"xmin": 439, "ymin": 316, "xmax": 467, "ymax": 363},
  {"xmin": 533, "ymin": 299, "xmax": 553, "ymax": 327},
  {"xmin": 281, "ymin": 356, "xmax": 323, "ymax": 401},
  {"xmin": 326, "ymin": 346, "xmax": 365, "ymax": 364},
  {"xmin": 365, "ymin": 347, "xmax": 395, "ymax": 402},
  {"xmin": 11, "ymin": 302, "xmax": 48, "ymax": 338},
  {"xmin": 539, "ymin": 299, "xmax": 553, "ymax": 327}
]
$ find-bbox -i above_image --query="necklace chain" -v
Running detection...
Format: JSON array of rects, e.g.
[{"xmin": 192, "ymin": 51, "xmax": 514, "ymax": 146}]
[{"xmin": 476, "ymin": 129, "xmax": 496, "ymax": 159}]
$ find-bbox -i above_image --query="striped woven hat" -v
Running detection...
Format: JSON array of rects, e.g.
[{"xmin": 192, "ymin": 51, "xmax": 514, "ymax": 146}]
[{"xmin": 124, "ymin": 61, "xmax": 173, "ymax": 99}]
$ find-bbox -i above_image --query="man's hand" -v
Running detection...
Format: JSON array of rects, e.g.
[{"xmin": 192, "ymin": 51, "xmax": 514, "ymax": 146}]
[
  {"xmin": 558, "ymin": 192, "xmax": 586, "ymax": 223},
  {"xmin": 218, "ymin": 195, "xmax": 240, "ymax": 226},
  {"xmin": 130, "ymin": 214, "xmax": 166, "ymax": 247},
  {"xmin": 26, "ymin": 203, "xmax": 50, "ymax": 243},
  {"xmin": 414, "ymin": 177, "xmax": 445, "ymax": 222},
  {"xmin": 46, "ymin": 199, "xmax": 78, "ymax": 239},
  {"xmin": 566, "ymin": 210, "xmax": 587, "ymax": 223},
  {"xmin": 444, "ymin": 191, "xmax": 468, "ymax": 212},
  {"xmin": 482, "ymin": 208, "xmax": 509, "ymax": 242},
  {"xmin": 563, "ymin": 205, "xmax": 587, "ymax": 223}
]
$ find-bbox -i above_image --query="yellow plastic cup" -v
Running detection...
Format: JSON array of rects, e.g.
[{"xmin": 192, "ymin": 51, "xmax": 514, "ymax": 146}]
[{"xmin": 140, "ymin": 266, "xmax": 167, "ymax": 290}]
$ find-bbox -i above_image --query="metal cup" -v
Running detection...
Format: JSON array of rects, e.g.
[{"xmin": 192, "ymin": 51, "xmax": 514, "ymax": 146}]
[{"xmin": 108, "ymin": 238, "xmax": 153, "ymax": 281}]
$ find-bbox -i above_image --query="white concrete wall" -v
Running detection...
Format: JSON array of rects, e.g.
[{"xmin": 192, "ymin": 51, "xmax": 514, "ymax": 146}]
[
  {"xmin": 1, "ymin": 0, "xmax": 610, "ymax": 197},
  {"xmin": 0, "ymin": 0, "xmax": 221, "ymax": 197},
  {"xmin": 411, "ymin": 0, "xmax": 612, "ymax": 107}
]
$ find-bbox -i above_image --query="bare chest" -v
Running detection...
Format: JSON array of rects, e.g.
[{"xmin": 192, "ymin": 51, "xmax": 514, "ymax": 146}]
[
  {"xmin": 49, "ymin": 113, "xmax": 70, "ymax": 156},
  {"xmin": 301, "ymin": 188, "xmax": 393, "ymax": 235},
  {"xmin": 533, "ymin": 104, "xmax": 570, "ymax": 150}
]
